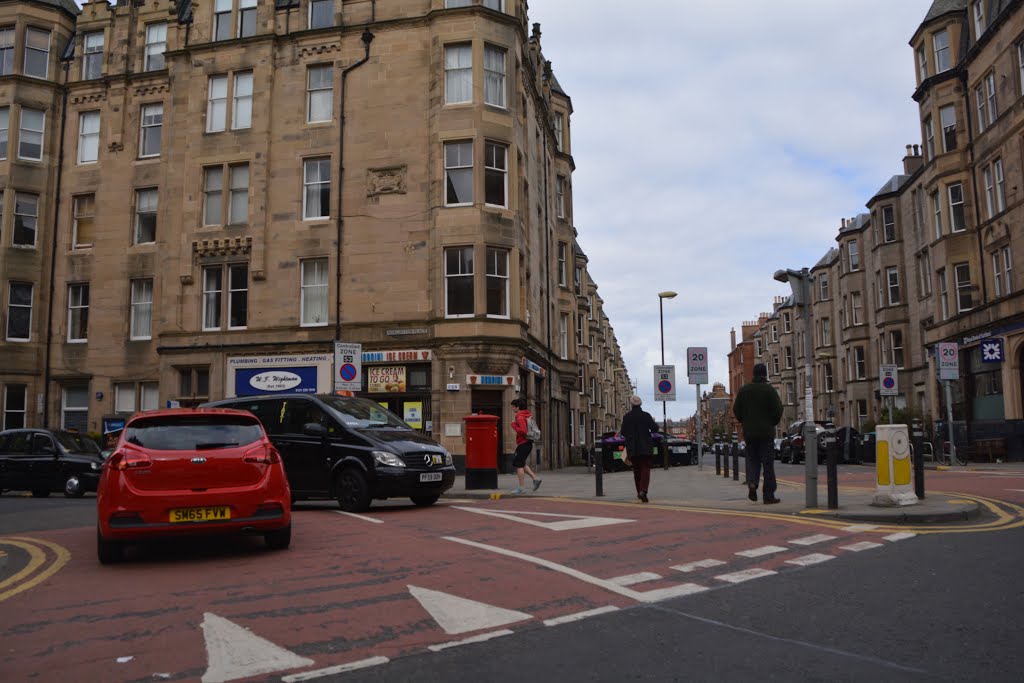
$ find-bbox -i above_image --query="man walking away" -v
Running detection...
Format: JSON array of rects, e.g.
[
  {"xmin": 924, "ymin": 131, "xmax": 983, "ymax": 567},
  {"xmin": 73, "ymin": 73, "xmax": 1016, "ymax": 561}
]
[
  {"xmin": 510, "ymin": 398, "xmax": 542, "ymax": 494},
  {"xmin": 733, "ymin": 363, "xmax": 784, "ymax": 504},
  {"xmin": 620, "ymin": 395, "xmax": 660, "ymax": 503}
]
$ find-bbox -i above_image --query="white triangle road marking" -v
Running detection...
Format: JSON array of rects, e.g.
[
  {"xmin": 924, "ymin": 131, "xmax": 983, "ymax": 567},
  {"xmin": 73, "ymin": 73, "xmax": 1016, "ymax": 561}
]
[
  {"xmin": 840, "ymin": 541, "xmax": 884, "ymax": 552},
  {"xmin": 200, "ymin": 613, "xmax": 314, "ymax": 683},
  {"xmin": 450, "ymin": 506, "xmax": 634, "ymax": 531},
  {"xmin": 786, "ymin": 553, "xmax": 835, "ymax": 566},
  {"xmin": 608, "ymin": 572, "xmax": 661, "ymax": 586},
  {"xmin": 670, "ymin": 559, "xmax": 726, "ymax": 573},
  {"xmin": 715, "ymin": 568, "xmax": 777, "ymax": 584},
  {"xmin": 789, "ymin": 534, "xmax": 836, "ymax": 546},
  {"xmin": 408, "ymin": 585, "xmax": 532, "ymax": 635},
  {"xmin": 736, "ymin": 545, "xmax": 788, "ymax": 558},
  {"xmin": 884, "ymin": 532, "xmax": 917, "ymax": 542}
]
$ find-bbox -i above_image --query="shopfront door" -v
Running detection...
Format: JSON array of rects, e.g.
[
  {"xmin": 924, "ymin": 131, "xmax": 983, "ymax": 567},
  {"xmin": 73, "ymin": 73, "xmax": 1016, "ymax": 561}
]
[{"xmin": 472, "ymin": 390, "xmax": 506, "ymax": 472}]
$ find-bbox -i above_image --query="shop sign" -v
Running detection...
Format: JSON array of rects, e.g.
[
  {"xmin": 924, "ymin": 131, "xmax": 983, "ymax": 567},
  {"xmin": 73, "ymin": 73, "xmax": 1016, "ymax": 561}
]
[
  {"xmin": 520, "ymin": 357, "xmax": 546, "ymax": 377},
  {"xmin": 466, "ymin": 375, "xmax": 515, "ymax": 386},
  {"xmin": 228, "ymin": 354, "xmax": 331, "ymax": 366},
  {"xmin": 404, "ymin": 401, "xmax": 423, "ymax": 429},
  {"xmin": 102, "ymin": 417, "xmax": 125, "ymax": 450},
  {"xmin": 981, "ymin": 339, "xmax": 1004, "ymax": 363},
  {"xmin": 362, "ymin": 349, "xmax": 432, "ymax": 363},
  {"xmin": 369, "ymin": 366, "xmax": 407, "ymax": 393},
  {"xmin": 236, "ymin": 367, "xmax": 318, "ymax": 396}
]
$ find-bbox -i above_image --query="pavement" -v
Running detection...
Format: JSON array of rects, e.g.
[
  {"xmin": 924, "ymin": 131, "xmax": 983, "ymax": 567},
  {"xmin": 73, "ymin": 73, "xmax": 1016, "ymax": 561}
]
[{"xmin": 443, "ymin": 461, "xmax": 986, "ymax": 523}]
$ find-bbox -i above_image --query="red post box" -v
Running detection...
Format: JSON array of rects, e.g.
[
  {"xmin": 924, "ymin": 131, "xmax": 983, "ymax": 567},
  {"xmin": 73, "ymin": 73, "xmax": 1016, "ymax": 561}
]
[{"xmin": 464, "ymin": 414, "xmax": 499, "ymax": 489}]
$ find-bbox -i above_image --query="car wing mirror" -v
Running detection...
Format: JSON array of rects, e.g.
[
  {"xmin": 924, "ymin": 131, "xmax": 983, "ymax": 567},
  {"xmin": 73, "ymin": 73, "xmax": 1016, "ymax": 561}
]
[{"xmin": 303, "ymin": 422, "xmax": 328, "ymax": 438}]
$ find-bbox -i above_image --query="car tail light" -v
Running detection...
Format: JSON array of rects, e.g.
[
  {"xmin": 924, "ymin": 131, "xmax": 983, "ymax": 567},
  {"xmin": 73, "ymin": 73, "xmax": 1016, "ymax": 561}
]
[
  {"xmin": 109, "ymin": 447, "xmax": 152, "ymax": 471},
  {"xmin": 244, "ymin": 444, "xmax": 280, "ymax": 465}
]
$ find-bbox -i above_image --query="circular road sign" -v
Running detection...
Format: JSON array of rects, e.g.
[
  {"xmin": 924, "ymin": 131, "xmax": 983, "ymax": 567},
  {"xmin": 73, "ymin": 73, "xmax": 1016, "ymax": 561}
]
[
  {"xmin": 339, "ymin": 363, "xmax": 357, "ymax": 382},
  {"xmin": 882, "ymin": 377, "xmax": 895, "ymax": 389},
  {"xmin": 658, "ymin": 380, "xmax": 672, "ymax": 394}
]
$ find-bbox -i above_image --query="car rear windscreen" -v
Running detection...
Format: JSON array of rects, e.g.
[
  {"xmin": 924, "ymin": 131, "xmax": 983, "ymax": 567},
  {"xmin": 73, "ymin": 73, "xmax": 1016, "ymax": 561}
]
[{"xmin": 124, "ymin": 416, "xmax": 264, "ymax": 451}]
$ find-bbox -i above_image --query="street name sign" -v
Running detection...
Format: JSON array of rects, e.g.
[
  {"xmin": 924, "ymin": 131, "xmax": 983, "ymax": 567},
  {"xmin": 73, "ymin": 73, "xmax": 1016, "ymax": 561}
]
[
  {"xmin": 937, "ymin": 342, "xmax": 959, "ymax": 380},
  {"xmin": 879, "ymin": 363, "xmax": 898, "ymax": 396}
]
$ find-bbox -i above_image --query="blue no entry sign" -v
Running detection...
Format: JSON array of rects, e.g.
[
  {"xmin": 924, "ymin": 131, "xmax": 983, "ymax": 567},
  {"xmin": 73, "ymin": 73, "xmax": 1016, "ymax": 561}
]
[{"xmin": 340, "ymin": 363, "xmax": 357, "ymax": 382}]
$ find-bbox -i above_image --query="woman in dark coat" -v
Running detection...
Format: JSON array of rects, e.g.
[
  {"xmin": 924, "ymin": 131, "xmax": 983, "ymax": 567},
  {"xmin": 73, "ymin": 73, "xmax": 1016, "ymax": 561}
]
[{"xmin": 620, "ymin": 395, "xmax": 660, "ymax": 502}]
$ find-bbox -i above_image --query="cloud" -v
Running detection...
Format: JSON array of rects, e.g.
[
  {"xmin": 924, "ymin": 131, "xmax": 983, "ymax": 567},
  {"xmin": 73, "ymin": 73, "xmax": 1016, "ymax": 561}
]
[{"xmin": 530, "ymin": 0, "xmax": 933, "ymax": 421}]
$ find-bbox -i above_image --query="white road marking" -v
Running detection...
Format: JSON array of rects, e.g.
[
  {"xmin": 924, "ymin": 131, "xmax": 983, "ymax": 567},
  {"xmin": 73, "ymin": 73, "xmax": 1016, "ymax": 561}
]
[
  {"xmin": 840, "ymin": 541, "xmax": 884, "ymax": 552},
  {"xmin": 443, "ymin": 536, "xmax": 705, "ymax": 603},
  {"xmin": 200, "ymin": 613, "xmax": 314, "ymax": 683},
  {"xmin": 1008, "ymin": 489, "xmax": 1024, "ymax": 492},
  {"xmin": 842, "ymin": 524, "xmax": 878, "ymax": 532},
  {"xmin": 715, "ymin": 568, "xmax": 777, "ymax": 583},
  {"xmin": 544, "ymin": 606, "xmax": 620, "ymax": 626},
  {"xmin": 450, "ymin": 506, "xmax": 633, "ymax": 531},
  {"xmin": 785, "ymin": 553, "xmax": 835, "ymax": 566},
  {"xmin": 670, "ymin": 559, "xmax": 726, "ymax": 573},
  {"xmin": 883, "ymin": 532, "xmax": 917, "ymax": 541},
  {"xmin": 408, "ymin": 585, "xmax": 531, "ymax": 635},
  {"xmin": 440, "ymin": 498, "xmax": 481, "ymax": 503},
  {"xmin": 428, "ymin": 629, "xmax": 514, "ymax": 651},
  {"xmin": 282, "ymin": 657, "xmax": 390, "ymax": 682},
  {"xmin": 609, "ymin": 572, "xmax": 662, "ymax": 586},
  {"xmin": 789, "ymin": 534, "xmax": 836, "ymax": 546},
  {"xmin": 736, "ymin": 545, "xmax": 787, "ymax": 558},
  {"xmin": 333, "ymin": 511, "xmax": 383, "ymax": 524}
]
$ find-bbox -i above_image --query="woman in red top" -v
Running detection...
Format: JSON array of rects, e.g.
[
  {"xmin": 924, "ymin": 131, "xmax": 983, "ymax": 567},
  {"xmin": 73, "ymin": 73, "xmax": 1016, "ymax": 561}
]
[{"xmin": 510, "ymin": 398, "xmax": 542, "ymax": 494}]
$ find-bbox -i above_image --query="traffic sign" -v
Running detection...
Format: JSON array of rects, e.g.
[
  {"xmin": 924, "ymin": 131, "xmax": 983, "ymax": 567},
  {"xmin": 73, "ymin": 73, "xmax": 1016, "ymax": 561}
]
[
  {"xmin": 686, "ymin": 347, "xmax": 708, "ymax": 385},
  {"xmin": 653, "ymin": 365, "xmax": 676, "ymax": 401},
  {"xmin": 879, "ymin": 363, "xmax": 898, "ymax": 396},
  {"xmin": 937, "ymin": 342, "xmax": 959, "ymax": 380},
  {"xmin": 334, "ymin": 341, "xmax": 363, "ymax": 392}
]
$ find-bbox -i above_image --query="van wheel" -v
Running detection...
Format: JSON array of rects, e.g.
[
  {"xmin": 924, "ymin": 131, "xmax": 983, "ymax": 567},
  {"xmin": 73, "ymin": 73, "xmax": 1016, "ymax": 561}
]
[
  {"xmin": 97, "ymin": 529, "xmax": 123, "ymax": 565},
  {"xmin": 265, "ymin": 525, "xmax": 291, "ymax": 550},
  {"xmin": 64, "ymin": 475, "xmax": 85, "ymax": 498},
  {"xmin": 410, "ymin": 494, "xmax": 440, "ymax": 507},
  {"xmin": 31, "ymin": 490, "xmax": 51, "ymax": 498},
  {"xmin": 336, "ymin": 469, "xmax": 371, "ymax": 513}
]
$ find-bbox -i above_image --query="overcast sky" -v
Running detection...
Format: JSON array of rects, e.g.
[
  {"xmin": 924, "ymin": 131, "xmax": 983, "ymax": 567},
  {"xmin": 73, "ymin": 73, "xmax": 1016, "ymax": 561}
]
[{"xmin": 529, "ymin": 0, "xmax": 935, "ymax": 422}]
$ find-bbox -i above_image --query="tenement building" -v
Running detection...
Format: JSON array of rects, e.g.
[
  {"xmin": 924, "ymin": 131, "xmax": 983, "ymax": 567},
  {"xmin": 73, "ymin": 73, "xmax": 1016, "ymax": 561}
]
[
  {"xmin": 0, "ymin": 0, "xmax": 632, "ymax": 470},
  {"xmin": 728, "ymin": 0, "xmax": 1024, "ymax": 460}
]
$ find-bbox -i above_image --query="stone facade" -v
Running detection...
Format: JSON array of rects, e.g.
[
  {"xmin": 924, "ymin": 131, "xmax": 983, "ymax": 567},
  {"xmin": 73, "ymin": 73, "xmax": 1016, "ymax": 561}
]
[{"xmin": 0, "ymin": 0, "xmax": 631, "ymax": 469}]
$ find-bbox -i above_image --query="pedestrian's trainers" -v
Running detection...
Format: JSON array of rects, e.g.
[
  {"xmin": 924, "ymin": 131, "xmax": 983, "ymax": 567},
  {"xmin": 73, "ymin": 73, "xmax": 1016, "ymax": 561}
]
[
  {"xmin": 763, "ymin": 497, "xmax": 781, "ymax": 505},
  {"xmin": 748, "ymin": 486, "xmax": 757, "ymax": 502},
  {"xmin": 639, "ymin": 492, "xmax": 649, "ymax": 503},
  {"xmin": 510, "ymin": 487, "xmax": 525, "ymax": 495},
  {"xmin": 532, "ymin": 478, "xmax": 543, "ymax": 492}
]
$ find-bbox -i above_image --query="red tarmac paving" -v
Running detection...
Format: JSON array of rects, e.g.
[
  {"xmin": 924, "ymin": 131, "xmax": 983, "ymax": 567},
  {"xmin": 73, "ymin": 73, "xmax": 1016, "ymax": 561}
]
[{"xmin": 0, "ymin": 495, "xmax": 932, "ymax": 683}]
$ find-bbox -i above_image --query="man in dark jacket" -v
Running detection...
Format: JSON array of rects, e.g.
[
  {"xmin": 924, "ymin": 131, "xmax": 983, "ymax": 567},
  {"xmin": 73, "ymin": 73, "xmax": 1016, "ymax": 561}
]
[
  {"xmin": 733, "ymin": 363, "xmax": 784, "ymax": 504},
  {"xmin": 620, "ymin": 395, "xmax": 660, "ymax": 503}
]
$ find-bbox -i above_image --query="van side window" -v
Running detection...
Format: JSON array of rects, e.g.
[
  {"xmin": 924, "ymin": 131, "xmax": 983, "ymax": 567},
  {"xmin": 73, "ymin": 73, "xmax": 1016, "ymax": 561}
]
[
  {"xmin": 32, "ymin": 434, "xmax": 56, "ymax": 454},
  {"xmin": 244, "ymin": 399, "xmax": 286, "ymax": 436},
  {"xmin": 282, "ymin": 400, "xmax": 338, "ymax": 434}
]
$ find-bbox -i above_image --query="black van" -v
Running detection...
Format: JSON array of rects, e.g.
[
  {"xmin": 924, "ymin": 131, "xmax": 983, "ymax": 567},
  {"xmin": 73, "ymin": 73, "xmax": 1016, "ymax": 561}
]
[
  {"xmin": 202, "ymin": 393, "xmax": 455, "ymax": 512},
  {"xmin": 0, "ymin": 429, "xmax": 105, "ymax": 497}
]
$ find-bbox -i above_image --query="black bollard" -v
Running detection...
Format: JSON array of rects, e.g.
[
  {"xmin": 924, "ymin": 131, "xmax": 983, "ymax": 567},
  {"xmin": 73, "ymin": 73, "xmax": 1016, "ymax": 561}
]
[
  {"xmin": 723, "ymin": 445, "xmax": 730, "ymax": 478},
  {"xmin": 715, "ymin": 445, "xmax": 721, "ymax": 475},
  {"xmin": 826, "ymin": 434, "xmax": 838, "ymax": 509},
  {"xmin": 595, "ymin": 441, "xmax": 605, "ymax": 497},
  {"xmin": 732, "ymin": 442, "xmax": 740, "ymax": 481}
]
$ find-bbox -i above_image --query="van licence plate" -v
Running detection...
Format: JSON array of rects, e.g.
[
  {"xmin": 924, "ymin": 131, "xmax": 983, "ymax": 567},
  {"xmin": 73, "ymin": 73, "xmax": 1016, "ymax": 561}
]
[{"xmin": 419, "ymin": 472, "xmax": 443, "ymax": 482}]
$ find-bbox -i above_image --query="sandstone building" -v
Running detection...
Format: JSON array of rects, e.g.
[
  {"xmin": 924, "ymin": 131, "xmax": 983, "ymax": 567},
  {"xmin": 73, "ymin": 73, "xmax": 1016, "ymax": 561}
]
[{"xmin": 0, "ymin": 0, "xmax": 633, "ymax": 469}]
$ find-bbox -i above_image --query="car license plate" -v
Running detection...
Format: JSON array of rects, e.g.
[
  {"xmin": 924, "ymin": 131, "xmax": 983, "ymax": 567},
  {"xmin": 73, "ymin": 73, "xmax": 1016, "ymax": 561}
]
[
  {"xmin": 170, "ymin": 506, "xmax": 231, "ymax": 523},
  {"xmin": 419, "ymin": 472, "xmax": 443, "ymax": 482}
]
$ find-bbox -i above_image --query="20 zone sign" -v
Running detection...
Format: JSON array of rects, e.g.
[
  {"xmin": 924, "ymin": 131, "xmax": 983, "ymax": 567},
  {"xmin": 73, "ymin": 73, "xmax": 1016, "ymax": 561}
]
[{"xmin": 687, "ymin": 347, "xmax": 708, "ymax": 385}]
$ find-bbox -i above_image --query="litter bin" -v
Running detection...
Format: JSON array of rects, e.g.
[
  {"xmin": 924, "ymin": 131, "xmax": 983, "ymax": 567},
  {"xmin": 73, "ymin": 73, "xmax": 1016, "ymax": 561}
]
[
  {"xmin": 600, "ymin": 433, "xmax": 627, "ymax": 472},
  {"xmin": 859, "ymin": 432, "xmax": 876, "ymax": 464},
  {"xmin": 464, "ymin": 414, "xmax": 498, "ymax": 489}
]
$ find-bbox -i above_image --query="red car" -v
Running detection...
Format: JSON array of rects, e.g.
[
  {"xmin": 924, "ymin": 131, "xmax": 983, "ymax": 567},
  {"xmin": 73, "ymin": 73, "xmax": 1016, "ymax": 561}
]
[{"xmin": 96, "ymin": 408, "xmax": 291, "ymax": 564}]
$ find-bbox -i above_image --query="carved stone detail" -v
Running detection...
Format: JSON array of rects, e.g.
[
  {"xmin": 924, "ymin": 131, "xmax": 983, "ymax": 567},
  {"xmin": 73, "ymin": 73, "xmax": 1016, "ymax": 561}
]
[
  {"xmin": 192, "ymin": 236, "xmax": 253, "ymax": 257},
  {"xmin": 298, "ymin": 43, "xmax": 340, "ymax": 58},
  {"xmin": 367, "ymin": 166, "xmax": 407, "ymax": 196}
]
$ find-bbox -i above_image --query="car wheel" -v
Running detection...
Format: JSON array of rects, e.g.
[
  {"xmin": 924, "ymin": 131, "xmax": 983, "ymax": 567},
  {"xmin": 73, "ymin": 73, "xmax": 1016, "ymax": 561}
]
[
  {"xmin": 31, "ymin": 490, "xmax": 51, "ymax": 498},
  {"xmin": 97, "ymin": 529, "xmax": 123, "ymax": 565},
  {"xmin": 410, "ymin": 494, "xmax": 440, "ymax": 507},
  {"xmin": 335, "ymin": 468, "xmax": 371, "ymax": 513},
  {"xmin": 264, "ymin": 525, "xmax": 291, "ymax": 550},
  {"xmin": 64, "ymin": 475, "xmax": 85, "ymax": 498}
]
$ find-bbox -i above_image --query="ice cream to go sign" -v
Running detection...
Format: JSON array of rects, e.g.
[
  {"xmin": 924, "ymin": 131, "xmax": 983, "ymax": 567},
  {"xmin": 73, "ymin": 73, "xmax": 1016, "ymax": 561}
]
[{"xmin": 369, "ymin": 366, "xmax": 406, "ymax": 393}]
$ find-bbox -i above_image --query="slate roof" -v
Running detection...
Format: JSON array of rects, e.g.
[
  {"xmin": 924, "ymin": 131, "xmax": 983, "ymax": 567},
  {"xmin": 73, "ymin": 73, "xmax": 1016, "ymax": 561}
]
[
  {"xmin": 838, "ymin": 213, "xmax": 870, "ymax": 236},
  {"xmin": 31, "ymin": 0, "xmax": 79, "ymax": 15},
  {"xmin": 924, "ymin": 0, "xmax": 967, "ymax": 22},
  {"xmin": 873, "ymin": 174, "xmax": 910, "ymax": 199},
  {"xmin": 813, "ymin": 247, "xmax": 839, "ymax": 270}
]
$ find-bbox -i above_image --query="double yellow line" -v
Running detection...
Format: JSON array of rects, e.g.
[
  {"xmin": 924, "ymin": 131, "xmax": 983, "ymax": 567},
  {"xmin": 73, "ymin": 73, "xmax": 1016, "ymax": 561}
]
[{"xmin": 0, "ymin": 537, "xmax": 71, "ymax": 603}]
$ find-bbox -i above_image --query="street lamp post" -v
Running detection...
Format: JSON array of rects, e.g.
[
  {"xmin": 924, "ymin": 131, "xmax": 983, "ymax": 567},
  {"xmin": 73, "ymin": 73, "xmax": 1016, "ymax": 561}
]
[
  {"xmin": 658, "ymin": 291, "xmax": 677, "ymax": 470},
  {"xmin": 774, "ymin": 268, "xmax": 817, "ymax": 508}
]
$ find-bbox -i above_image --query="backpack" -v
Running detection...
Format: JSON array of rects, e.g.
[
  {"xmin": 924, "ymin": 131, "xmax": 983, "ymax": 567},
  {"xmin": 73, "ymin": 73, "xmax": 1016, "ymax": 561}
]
[{"xmin": 525, "ymin": 416, "xmax": 542, "ymax": 441}]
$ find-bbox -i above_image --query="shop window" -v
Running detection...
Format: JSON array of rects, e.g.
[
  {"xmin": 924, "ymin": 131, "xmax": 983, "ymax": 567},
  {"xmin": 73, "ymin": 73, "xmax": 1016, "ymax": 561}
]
[
  {"xmin": 2, "ymin": 384, "xmax": 26, "ymax": 429},
  {"xmin": 177, "ymin": 366, "xmax": 210, "ymax": 406}
]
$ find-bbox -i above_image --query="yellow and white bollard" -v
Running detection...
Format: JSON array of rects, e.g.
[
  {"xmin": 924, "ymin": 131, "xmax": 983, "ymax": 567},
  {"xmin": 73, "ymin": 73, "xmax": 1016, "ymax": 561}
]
[{"xmin": 873, "ymin": 424, "xmax": 919, "ymax": 506}]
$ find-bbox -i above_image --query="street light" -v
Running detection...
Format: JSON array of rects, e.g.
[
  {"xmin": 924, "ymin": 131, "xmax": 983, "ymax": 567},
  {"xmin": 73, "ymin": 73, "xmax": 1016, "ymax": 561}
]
[
  {"xmin": 657, "ymin": 291, "xmax": 677, "ymax": 446},
  {"xmin": 773, "ymin": 267, "xmax": 817, "ymax": 508}
]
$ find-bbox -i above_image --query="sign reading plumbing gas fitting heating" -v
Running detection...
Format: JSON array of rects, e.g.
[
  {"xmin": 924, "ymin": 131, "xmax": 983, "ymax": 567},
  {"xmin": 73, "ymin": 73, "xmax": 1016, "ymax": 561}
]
[{"xmin": 653, "ymin": 365, "xmax": 676, "ymax": 401}]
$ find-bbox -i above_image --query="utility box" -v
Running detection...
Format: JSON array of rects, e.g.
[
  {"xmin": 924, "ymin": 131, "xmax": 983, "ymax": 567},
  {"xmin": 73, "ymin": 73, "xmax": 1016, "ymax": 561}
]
[
  {"xmin": 464, "ymin": 414, "xmax": 498, "ymax": 489},
  {"xmin": 873, "ymin": 424, "xmax": 918, "ymax": 507}
]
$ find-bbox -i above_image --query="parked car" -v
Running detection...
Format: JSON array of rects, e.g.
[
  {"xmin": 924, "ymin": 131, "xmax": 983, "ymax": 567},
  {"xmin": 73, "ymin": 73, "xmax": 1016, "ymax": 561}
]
[
  {"xmin": 779, "ymin": 421, "xmax": 832, "ymax": 464},
  {"xmin": 96, "ymin": 408, "xmax": 292, "ymax": 564},
  {"xmin": 202, "ymin": 393, "xmax": 455, "ymax": 512},
  {"xmin": 0, "ymin": 428, "xmax": 105, "ymax": 497},
  {"xmin": 773, "ymin": 438, "xmax": 784, "ymax": 459}
]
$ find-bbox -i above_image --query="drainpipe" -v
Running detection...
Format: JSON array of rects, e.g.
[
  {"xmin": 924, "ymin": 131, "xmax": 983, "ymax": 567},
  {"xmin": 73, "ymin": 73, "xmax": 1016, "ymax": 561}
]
[
  {"xmin": 540, "ymin": 83, "xmax": 555, "ymax": 468},
  {"xmin": 43, "ymin": 59, "xmax": 72, "ymax": 426},
  {"xmin": 960, "ymin": 70, "xmax": 988, "ymax": 305},
  {"xmin": 334, "ymin": 28, "xmax": 374, "ymax": 342}
]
